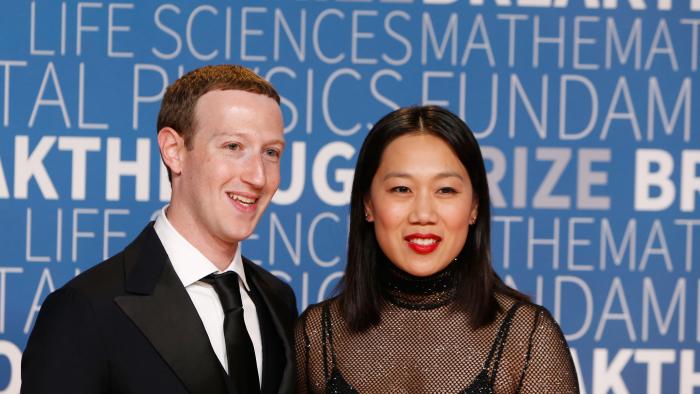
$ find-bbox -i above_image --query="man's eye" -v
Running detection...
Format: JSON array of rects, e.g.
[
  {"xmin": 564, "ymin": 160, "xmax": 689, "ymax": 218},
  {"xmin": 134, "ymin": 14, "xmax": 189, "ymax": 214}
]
[
  {"xmin": 265, "ymin": 148, "xmax": 281, "ymax": 158},
  {"xmin": 226, "ymin": 143, "xmax": 240, "ymax": 151}
]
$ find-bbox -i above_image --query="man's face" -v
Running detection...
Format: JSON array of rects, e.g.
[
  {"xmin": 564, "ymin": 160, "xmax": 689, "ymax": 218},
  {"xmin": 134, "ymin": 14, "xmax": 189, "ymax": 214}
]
[{"xmin": 172, "ymin": 89, "xmax": 284, "ymax": 250}]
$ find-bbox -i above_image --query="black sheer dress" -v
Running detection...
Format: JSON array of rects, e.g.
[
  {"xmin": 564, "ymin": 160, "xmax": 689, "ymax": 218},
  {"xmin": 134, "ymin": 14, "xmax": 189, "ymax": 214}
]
[{"xmin": 295, "ymin": 262, "xmax": 579, "ymax": 393}]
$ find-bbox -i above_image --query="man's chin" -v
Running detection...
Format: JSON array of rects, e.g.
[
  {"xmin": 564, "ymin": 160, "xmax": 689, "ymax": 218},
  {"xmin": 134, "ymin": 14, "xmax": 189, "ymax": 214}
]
[{"xmin": 223, "ymin": 228, "xmax": 256, "ymax": 244}]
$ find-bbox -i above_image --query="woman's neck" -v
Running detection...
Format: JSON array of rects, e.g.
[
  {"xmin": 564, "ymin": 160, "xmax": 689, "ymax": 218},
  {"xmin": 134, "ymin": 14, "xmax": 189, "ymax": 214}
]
[{"xmin": 379, "ymin": 257, "xmax": 459, "ymax": 310}]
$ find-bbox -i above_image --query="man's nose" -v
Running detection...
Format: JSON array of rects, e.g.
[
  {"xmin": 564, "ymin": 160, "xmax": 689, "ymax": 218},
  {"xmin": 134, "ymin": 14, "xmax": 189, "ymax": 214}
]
[{"xmin": 241, "ymin": 154, "xmax": 266, "ymax": 189}]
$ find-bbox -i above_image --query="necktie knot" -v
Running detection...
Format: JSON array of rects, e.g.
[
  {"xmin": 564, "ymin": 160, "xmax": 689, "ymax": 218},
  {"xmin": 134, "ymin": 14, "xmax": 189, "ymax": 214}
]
[{"xmin": 201, "ymin": 272, "xmax": 242, "ymax": 313}]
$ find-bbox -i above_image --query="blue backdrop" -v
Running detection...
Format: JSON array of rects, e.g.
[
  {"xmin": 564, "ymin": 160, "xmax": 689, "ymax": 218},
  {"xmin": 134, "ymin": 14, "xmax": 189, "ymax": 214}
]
[{"xmin": 0, "ymin": 1, "xmax": 698, "ymax": 393}]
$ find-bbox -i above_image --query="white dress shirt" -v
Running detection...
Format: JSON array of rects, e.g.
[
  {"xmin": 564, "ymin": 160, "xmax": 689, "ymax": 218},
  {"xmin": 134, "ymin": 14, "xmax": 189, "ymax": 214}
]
[{"xmin": 153, "ymin": 207, "xmax": 263, "ymax": 385}]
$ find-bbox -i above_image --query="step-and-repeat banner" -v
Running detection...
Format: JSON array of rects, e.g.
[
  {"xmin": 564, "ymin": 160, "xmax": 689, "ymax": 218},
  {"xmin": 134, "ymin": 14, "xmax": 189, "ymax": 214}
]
[{"xmin": 0, "ymin": 1, "xmax": 698, "ymax": 392}]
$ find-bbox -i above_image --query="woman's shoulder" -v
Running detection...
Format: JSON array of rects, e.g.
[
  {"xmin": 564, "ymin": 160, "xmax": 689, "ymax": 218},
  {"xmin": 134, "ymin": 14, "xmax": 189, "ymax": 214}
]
[
  {"xmin": 297, "ymin": 296, "xmax": 341, "ymax": 326},
  {"xmin": 495, "ymin": 293, "xmax": 562, "ymax": 334},
  {"xmin": 496, "ymin": 292, "xmax": 550, "ymax": 316},
  {"xmin": 494, "ymin": 293, "xmax": 569, "ymax": 351},
  {"xmin": 493, "ymin": 295, "xmax": 579, "ymax": 392},
  {"xmin": 294, "ymin": 296, "xmax": 344, "ymax": 352}
]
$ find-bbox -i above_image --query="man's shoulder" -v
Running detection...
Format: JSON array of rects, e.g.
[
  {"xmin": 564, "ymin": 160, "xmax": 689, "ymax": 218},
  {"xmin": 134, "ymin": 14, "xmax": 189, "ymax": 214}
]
[
  {"xmin": 62, "ymin": 223, "xmax": 160, "ymax": 299},
  {"xmin": 242, "ymin": 257, "xmax": 291, "ymax": 289},
  {"xmin": 242, "ymin": 257, "xmax": 297, "ymax": 313},
  {"xmin": 61, "ymin": 249, "xmax": 126, "ymax": 298}
]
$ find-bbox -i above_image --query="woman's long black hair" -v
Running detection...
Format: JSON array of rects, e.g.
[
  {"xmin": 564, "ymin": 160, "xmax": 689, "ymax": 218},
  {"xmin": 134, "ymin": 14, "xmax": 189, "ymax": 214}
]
[{"xmin": 338, "ymin": 105, "xmax": 529, "ymax": 332}]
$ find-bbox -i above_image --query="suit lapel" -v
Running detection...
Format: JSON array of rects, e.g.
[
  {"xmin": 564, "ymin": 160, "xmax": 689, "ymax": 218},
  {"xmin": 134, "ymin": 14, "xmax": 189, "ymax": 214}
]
[
  {"xmin": 243, "ymin": 259, "xmax": 296, "ymax": 394},
  {"xmin": 114, "ymin": 225, "xmax": 229, "ymax": 394}
]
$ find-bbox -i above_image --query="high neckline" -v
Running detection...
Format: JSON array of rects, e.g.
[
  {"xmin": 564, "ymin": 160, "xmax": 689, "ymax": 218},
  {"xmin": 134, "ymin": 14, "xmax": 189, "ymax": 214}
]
[{"xmin": 379, "ymin": 258, "xmax": 458, "ymax": 310}]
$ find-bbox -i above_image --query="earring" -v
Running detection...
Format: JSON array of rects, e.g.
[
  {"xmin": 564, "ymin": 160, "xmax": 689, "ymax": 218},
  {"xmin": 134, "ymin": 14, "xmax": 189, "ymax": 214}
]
[
  {"xmin": 469, "ymin": 216, "xmax": 477, "ymax": 225},
  {"xmin": 365, "ymin": 212, "xmax": 371, "ymax": 221}
]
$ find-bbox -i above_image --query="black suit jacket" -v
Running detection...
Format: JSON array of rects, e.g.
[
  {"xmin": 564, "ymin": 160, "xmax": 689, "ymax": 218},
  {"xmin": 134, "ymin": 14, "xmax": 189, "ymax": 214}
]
[{"xmin": 21, "ymin": 224, "xmax": 298, "ymax": 394}]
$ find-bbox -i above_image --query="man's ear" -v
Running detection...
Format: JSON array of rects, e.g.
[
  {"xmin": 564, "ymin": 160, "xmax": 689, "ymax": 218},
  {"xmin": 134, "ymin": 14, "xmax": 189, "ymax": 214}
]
[{"xmin": 158, "ymin": 127, "xmax": 185, "ymax": 176}]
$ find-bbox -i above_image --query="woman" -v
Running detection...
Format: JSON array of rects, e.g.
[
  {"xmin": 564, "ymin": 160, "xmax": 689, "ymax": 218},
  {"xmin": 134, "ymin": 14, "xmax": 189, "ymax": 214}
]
[{"xmin": 295, "ymin": 106, "xmax": 579, "ymax": 393}]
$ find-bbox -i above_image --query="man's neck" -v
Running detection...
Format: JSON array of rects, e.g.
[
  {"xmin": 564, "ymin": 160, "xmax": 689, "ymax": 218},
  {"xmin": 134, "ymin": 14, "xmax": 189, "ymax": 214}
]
[{"xmin": 164, "ymin": 205, "xmax": 238, "ymax": 271}]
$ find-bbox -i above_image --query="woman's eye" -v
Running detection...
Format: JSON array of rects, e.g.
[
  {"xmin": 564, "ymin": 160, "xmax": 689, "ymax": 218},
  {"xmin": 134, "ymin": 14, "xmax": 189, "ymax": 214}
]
[
  {"xmin": 391, "ymin": 186, "xmax": 410, "ymax": 193},
  {"xmin": 438, "ymin": 187, "xmax": 457, "ymax": 194}
]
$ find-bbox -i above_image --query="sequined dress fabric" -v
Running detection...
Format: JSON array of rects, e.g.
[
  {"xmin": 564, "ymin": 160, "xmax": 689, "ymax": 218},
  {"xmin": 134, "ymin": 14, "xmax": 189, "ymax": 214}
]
[{"xmin": 295, "ymin": 262, "xmax": 579, "ymax": 394}]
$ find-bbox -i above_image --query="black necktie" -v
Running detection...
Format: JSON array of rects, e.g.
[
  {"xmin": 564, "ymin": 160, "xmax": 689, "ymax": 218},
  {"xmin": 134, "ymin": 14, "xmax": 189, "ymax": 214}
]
[{"xmin": 202, "ymin": 272, "xmax": 260, "ymax": 394}]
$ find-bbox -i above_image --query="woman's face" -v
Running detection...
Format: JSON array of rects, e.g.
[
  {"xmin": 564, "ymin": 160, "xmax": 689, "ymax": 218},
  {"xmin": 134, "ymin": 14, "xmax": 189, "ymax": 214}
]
[{"xmin": 365, "ymin": 133, "xmax": 478, "ymax": 277}]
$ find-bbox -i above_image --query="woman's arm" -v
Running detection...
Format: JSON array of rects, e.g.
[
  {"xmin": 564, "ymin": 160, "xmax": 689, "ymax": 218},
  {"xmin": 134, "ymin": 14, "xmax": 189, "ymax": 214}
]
[
  {"xmin": 515, "ymin": 306, "xmax": 580, "ymax": 394},
  {"xmin": 294, "ymin": 311, "xmax": 312, "ymax": 393}
]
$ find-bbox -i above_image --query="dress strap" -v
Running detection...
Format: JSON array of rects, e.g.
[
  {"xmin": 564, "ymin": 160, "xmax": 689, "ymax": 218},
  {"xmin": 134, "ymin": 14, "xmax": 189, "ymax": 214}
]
[
  {"xmin": 515, "ymin": 307, "xmax": 544, "ymax": 393},
  {"xmin": 481, "ymin": 302, "xmax": 524, "ymax": 386},
  {"xmin": 320, "ymin": 303, "xmax": 340, "ymax": 381},
  {"xmin": 301, "ymin": 312, "xmax": 313, "ymax": 391}
]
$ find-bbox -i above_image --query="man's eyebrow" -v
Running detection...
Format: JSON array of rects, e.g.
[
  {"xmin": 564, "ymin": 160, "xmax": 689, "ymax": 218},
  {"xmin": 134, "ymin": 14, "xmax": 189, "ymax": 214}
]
[
  {"xmin": 266, "ymin": 138, "xmax": 285, "ymax": 147},
  {"xmin": 209, "ymin": 132, "xmax": 285, "ymax": 147}
]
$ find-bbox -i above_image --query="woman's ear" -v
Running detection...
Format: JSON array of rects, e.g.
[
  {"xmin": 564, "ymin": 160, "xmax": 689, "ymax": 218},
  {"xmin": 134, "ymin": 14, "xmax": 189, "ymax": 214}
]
[
  {"xmin": 158, "ymin": 127, "xmax": 185, "ymax": 176},
  {"xmin": 469, "ymin": 202, "xmax": 479, "ymax": 225},
  {"xmin": 363, "ymin": 196, "xmax": 375, "ymax": 222}
]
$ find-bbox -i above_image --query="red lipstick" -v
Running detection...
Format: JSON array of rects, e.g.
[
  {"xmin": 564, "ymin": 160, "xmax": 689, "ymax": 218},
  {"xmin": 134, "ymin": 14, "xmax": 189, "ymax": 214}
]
[{"xmin": 404, "ymin": 233, "xmax": 441, "ymax": 254}]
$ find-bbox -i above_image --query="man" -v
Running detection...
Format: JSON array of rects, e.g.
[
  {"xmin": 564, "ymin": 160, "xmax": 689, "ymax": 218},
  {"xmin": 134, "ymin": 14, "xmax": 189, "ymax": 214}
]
[{"xmin": 21, "ymin": 65, "xmax": 298, "ymax": 394}]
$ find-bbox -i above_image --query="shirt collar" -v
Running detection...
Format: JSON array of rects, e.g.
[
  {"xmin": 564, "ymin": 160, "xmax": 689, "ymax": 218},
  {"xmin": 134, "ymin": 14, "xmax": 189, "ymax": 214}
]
[{"xmin": 153, "ymin": 206, "xmax": 250, "ymax": 291}]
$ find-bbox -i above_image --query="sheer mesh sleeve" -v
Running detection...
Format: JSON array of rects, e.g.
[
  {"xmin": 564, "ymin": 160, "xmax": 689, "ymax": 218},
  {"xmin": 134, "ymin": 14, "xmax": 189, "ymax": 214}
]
[
  {"xmin": 294, "ymin": 302, "xmax": 327, "ymax": 394},
  {"xmin": 295, "ymin": 307, "xmax": 311, "ymax": 393},
  {"xmin": 506, "ymin": 304, "xmax": 580, "ymax": 394}
]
